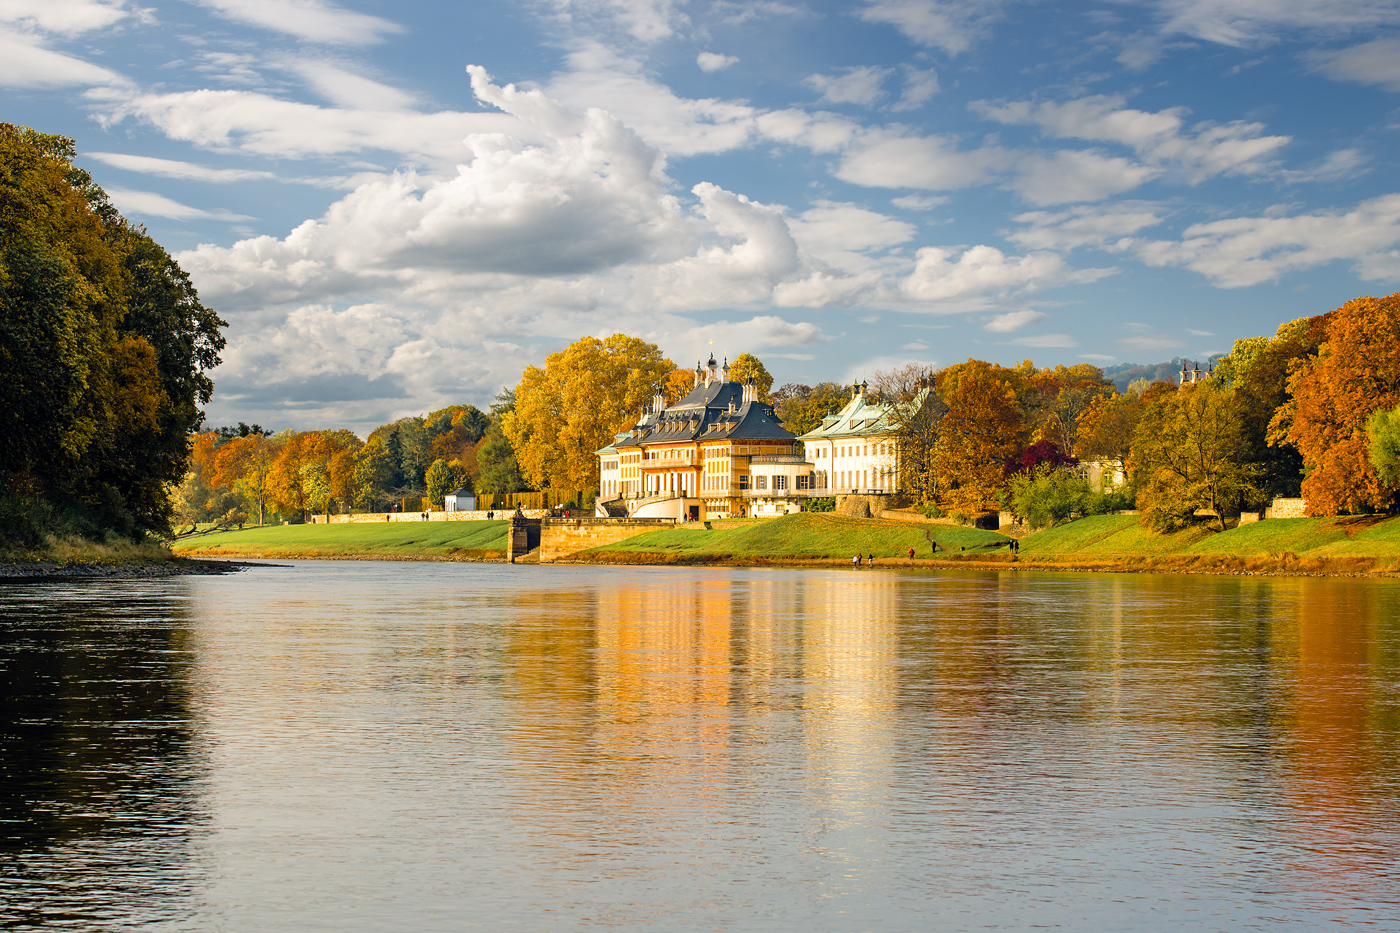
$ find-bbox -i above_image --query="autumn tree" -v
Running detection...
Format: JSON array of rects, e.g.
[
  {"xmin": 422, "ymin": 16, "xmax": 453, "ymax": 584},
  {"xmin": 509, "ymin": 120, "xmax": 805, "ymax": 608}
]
[
  {"xmin": 1075, "ymin": 385, "xmax": 1156, "ymax": 486},
  {"xmin": 267, "ymin": 430, "xmax": 361, "ymax": 521},
  {"xmin": 1212, "ymin": 314, "xmax": 1328, "ymax": 498},
  {"xmin": 503, "ymin": 334, "xmax": 674, "ymax": 492},
  {"xmin": 933, "ymin": 360, "xmax": 1025, "ymax": 518},
  {"xmin": 773, "ymin": 382, "xmax": 847, "ymax": 437},
  {"xmin": 1276, "ymin": 294, "xmax": 1400, "ymax": 515},
  {"xmin": 0, "ymin": 124, "xmax": 225, "ymax": 541},
  {"xmin": 664, "ymin": 367, "xmax": 697, "ymax": 404},
  {"xmin": 1368, "ymin": 403, "xmax": 1400, "ymax": 492},
  {"xmin": 213, "ymin": 433, "xmax": 277, "ymax": 525},
  {"xmin": 425, "ymin": 459, "xmax": 457, "ymax": 508},
  {"xmin": 476, "ymin": 424, "xmax": 525, "ymax": 494},
  {"xmin": 1133, "ymin": 383, "xmax": 1262, "ymax": 532},
  {"xmin": 727, "ymin": 353, "xmax": 773, "ymax": 401},
  {"xmin": 1020, "ymin": 363, "xmax": 1113, "ymax": 454}
]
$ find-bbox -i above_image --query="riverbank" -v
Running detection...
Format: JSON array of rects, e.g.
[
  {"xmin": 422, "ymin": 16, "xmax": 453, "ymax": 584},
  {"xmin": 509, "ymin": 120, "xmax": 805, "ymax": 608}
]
[
  {"xmin": 165, "ymin": 512, "xmax": 1400, "ymax": 576},
  {"xmin": 171, "ymin": 520, "xmax": 509, "ymax": 561},
  {"xmin": 0, "ymin": 535, "xmax": 255, "ymax": 582}
]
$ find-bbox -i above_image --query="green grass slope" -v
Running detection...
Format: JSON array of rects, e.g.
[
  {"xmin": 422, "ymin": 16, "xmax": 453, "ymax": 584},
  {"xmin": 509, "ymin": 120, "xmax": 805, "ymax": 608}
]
[
  {"xmin": 172, "ymin": 520, "xmax": 508, "ymax": 559},
  {"xmin": 1019, "ymin": 514, "xmax": 1212, "ymax": 557},
  {"xmin": 588, "ymin": 512, "xmax": 1007, "ymax": 560},
  {"xmin": 1182, "ymin": 518, "xmax": 1348, "ymax": 556}
]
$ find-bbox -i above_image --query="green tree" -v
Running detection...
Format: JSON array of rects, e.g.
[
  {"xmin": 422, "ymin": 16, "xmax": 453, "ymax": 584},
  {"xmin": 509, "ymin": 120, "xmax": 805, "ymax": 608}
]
[
  {"xmin": 475, "ymin": 424, "xmax": 525, "ymax": 494},
  {"xmin": 1367, "ymin": 402, "xmax": 1400, "ymax": 491},
  {"xmin": 1007, "ymin": 465, "xmax": 1090, "ymax": 529},
  {"xmin": 425, "ymin": 459, "xmax": 456, "ymax": 508},
  {"xmin": 727, "ymin": 352, "xmax": 773, "ymax": 401},
  {"xmin": 1133, "ymin": 383, "xmax": 1262, "ymax": 532}
]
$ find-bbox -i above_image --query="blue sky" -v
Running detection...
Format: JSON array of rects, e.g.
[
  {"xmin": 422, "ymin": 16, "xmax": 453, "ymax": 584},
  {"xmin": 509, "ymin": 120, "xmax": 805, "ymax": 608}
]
[{"xmin": 5, "ymin": 0, "xmax": 1400, "ymax": 431}]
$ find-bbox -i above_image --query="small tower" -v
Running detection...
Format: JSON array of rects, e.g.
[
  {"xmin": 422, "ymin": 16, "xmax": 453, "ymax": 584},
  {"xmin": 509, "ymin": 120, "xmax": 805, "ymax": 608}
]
[
  {"xmin": 721, "ymin": 355, "xmax": 730, "ymax": 382},
  {"xmin": 694, "ymin": 359, "xmax": 703, "ymax": 388},
  {"xmin": 1179, "ymin": 360, "xmax": 1190, "ymax": 388},
  {"xmin": 705, "ymin": 352, "xmax": 718, "ymax": 388}
]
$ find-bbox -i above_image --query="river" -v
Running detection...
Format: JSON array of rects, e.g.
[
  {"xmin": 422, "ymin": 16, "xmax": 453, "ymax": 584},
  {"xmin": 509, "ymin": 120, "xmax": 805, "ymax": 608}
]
[{"xmin": 2, "ymin": 562, "xmax": 1399, "ymax": 930}]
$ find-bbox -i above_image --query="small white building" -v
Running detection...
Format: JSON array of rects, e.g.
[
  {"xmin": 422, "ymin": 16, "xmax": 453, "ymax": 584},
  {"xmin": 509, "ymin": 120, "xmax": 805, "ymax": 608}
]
[
  {"xmin": 444, "ymin": 488, "xmax": 476, "ymax": 511},
  {"xmin": 797, "ymin": 381, "xmax": 901, "ymax": 493}
]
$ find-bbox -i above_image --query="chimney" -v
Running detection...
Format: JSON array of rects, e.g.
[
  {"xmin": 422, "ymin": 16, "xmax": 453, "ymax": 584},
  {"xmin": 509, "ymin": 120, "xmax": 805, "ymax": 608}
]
[
  {"xmin": 743, "ymin": 377, "xmax": 755, "ymax": 405},
  {"xmin": 652, "ymin": 388, "xmax": 666, "ymax": 413}
]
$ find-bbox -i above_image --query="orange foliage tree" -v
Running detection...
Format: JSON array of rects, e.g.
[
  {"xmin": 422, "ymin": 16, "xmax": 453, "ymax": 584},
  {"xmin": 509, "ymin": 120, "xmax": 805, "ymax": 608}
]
[
  {"xmin": 213, "ymin": 434, "xmax": 277, "ymax": 525},
  {"xmin": 1277, "ymin": 293, "xmax": 1400, "ymax": 514},
  {"xmin": 933, "ymin": 359, "xmax": 1025, "ymax": 517},
  {"xmin": 267, "ymin": 430, "xmax": 362, "ymax": 520}
]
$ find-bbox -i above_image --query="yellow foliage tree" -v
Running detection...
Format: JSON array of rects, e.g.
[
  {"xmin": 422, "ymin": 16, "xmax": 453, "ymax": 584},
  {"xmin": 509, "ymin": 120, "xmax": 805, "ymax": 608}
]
[
  {"xmin": 933, "ymin": 360, "xmax": 1025, "ymax": 518},
  {"xmin": 503, "ymin": 334, "xmax": 675, "ymax": 492},
  {"xmin": 727, "ymin": 352, "xmax": 773, "ymax": 401}
]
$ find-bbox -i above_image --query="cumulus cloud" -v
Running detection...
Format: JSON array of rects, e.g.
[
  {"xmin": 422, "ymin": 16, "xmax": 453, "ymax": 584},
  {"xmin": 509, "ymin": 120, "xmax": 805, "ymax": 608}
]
[
  {"xmin": 983, "ymin": 309, "xmax": 1047, "ymax": 332},
  {"xmin": 901, "ymin": 244, "xmax": 1109, "ymax": 304},
  {"xmin": 785, "ymin": 200, "xmax": 916, "ymax": 271},
  {"xmin": 1133, "ymin": 193, "xmax": 1400, "ymax": 287},
  {"xmin": 803, "ymin": 66, "xmax": 891, "ymax": 106},
  {"xmin": 193, "ymin": 0, "xmax": 404, "ymax": 45},
  {"xmin": 890, "ymin": 194, "xmax": 947, "ymax": 210},
  {"xmin": 858, "ymin": 0, "xmax": 1003, "ymax": 54},
  {"xmin": 1307, "ymin": 38, "xmax": 1400, "ymax": 91},
  {"xmin": 696, "ymin": 51, "xmax": 739, "ymax": 72}
]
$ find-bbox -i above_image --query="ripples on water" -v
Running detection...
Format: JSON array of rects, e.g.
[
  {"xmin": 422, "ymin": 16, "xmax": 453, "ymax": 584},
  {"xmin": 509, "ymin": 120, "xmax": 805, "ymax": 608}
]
[{"xmin": 2, "ymin": 564, "xmax": 1400, "ymax": 930}]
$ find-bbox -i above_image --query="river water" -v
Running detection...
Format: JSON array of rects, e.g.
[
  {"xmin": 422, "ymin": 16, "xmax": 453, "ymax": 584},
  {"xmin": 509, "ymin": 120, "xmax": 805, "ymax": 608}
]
[{"xmin": 2, "ymin": 562, "xmax": 1399, "ymax": 931}]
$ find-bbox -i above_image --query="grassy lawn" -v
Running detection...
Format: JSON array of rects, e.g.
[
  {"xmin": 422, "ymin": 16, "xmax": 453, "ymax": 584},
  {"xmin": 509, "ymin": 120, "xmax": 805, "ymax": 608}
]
[
  {"xmin": 1182, "ymin": 518, "xmax": 1349, "ymax": 556},
  {"xmin": 1018, "ymin": 514, "xmax": 1212, "ymax": 557},
  {"xmin": 172, "ymin": 520, "xmax": 508, "ymax": 559},
  {"xmin": 588, "ymin": 512, "xmax": 1008, "ymax": 559}
]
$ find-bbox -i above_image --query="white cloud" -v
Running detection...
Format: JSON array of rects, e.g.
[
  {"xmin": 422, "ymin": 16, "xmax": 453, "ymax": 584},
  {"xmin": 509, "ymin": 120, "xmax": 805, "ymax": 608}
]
[
  {"xmin": 1008, "ymin": 203, "xmax": 1166, "ymax": 251},
  {"xmin": 0, "ymin": 28, "xmax": 128, "ymax": 87},
  {"xmin": 192, "ymin": 0, "xmax": 404, "ymax": 45},
  {"xmin": 836, "ymin": 130, "xmax": 1013, "ymax": 190},
  {"xmin": 696, "ymin": 51, "xmax": 739, "ymax": 72},
  {"xmin": 858, "ymin": 0, "xmax": 1003, "ymax": 54},
  {"xmin": 1150, "ymin": 0, "xmax": 1400, "ymax": 47},
  {"xmin": 1012, "ymin": 150, "xmax": 1160, "ymax": 205},
  {"xmin": 282, "ymin": 59, "xmax": 417, "ymax": 110},
  {"xmin": 86, "ymin": 151, "xmax": 278, "ymax": 182},
  {"xmin": 803, "ymin": 66, "xmax": 891, "ymax": 106},
  {"xmin": 1009, "ymin": 333, "xmax": 1077, "ymax": 347},
  {"xmin": 786, "ymin": 200, "xmax": 916, "ymax": 270},
  {"xmin": 891, "ymin": 194, "xmax": 947, "ymax": 210},
  {"xmin": 546, "ymin": 44, "xmax": 759, "ymax": 157},
  {"xmin": 1187, "ymin": 328, "xmax": 1214, "ymax": 336},
  {"xmin": 890, "ymin": 66, "xmax": 938, "ymax": 111},
  {"xmin": 105, "ymin": 187, "xmax": 254, "ymax": 221},
  {"xmin": 901, "ymin": 244, "xmax": 1109, "ymax": 304},
  {"xmin": 1116, "ymin": 332, "xmax": 1185, "ymax": 352},
  {"xmin": 0, "ymin": 0, "xmax": 133, "ymax": 34},
  {"xmin": 755, "ymin": 108, "xmax": 861, "ymax": 153},
  {"xmin": 975, "ymin": 94, "xmax": 1290, "ymax": 185},
  {"xmin": 1134, "ymin": 193, "xmax": 1400, "ymax": 287},
  {"xmin": 983, "ymin": 309, "xmax": 1047, "ymax": 332},
  {"xmin": 1307, "ymin": 38, "xmax": 1400, "ymax": 91},
  {"xmin": 102, "ymin": 87, "xmax": 521, "ymax": 163}
]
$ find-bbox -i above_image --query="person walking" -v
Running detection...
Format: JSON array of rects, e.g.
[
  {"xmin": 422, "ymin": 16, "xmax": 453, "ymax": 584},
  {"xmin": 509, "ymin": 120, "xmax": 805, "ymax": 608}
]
[
  {"xmin": 908, "ymin": 547, "xmax": 914, "ymax": 560},
  {"xmin": 852, "ymin": 553, "xmax": 861, "ymax": 567},
  {"xmin": 867, "ymin": 553, "xmax": 874, "ymax": 567}
]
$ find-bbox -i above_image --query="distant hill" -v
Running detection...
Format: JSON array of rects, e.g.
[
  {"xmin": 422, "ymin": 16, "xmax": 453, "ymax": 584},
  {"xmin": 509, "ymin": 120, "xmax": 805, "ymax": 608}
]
[{"xmin": 1100, "ymin": 357, "xmax": 1216, "ymax": 393}]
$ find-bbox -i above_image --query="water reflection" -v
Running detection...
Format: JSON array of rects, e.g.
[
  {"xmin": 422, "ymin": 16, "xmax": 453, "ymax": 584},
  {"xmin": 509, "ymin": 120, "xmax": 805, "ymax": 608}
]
[
  {"xmin": 0, "ymin": 580, "xmax": 205, "ymax": 928},
  {"xmin": 2, "ymin": 564, "xmax": 1399, "ymax": 930}
]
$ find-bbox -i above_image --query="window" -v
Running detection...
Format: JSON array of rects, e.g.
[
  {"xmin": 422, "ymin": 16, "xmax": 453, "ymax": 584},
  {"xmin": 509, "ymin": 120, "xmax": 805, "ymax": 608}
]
[
  {"xmin": 774, "ymin": 475, "xmax": 787, "ymax": 491},
  {"xmin": 755, "ymin": 475, "xmax": 767, "ymax": 490},
  {"xmin": 738, "ymin": 475, "xmax": 750, "ymax": 490},
  {"xmin": 797, "ymin": 474, "xmax": 811, "ymax": 490}
]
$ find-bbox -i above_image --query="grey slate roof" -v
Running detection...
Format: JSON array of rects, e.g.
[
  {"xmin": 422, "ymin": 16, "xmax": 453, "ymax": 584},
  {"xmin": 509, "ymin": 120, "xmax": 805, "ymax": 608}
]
[{"xmin": 613, "ymin": 380, "xmax": 795, "ymax": 450}]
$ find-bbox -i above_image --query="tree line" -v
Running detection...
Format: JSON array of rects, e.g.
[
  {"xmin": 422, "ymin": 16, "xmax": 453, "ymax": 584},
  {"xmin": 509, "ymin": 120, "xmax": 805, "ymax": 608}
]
[{"xmin": 1, "ymin": 125, "xmax": 226, "ymax": 548}]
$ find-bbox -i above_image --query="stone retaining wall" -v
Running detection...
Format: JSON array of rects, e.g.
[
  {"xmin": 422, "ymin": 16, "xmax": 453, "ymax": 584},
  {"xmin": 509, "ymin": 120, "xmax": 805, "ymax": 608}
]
[
  {"xmin": 539, "ymin": 518, "xmax": 675, "ymax": 562},
  {"xmin": 1266, "ymin": 498, "xmax": 1308, "ymax": 519},
  {"xmin": 317, "ymin": 509, "xmax": 548, "ymax": 523}
]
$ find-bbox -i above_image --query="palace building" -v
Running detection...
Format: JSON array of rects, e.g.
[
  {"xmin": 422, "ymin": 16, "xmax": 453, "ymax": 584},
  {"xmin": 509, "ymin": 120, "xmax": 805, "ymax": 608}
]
[
  {"xmin": 796, "ymin": 380, "xmax": 905, "ymax": 494},
  {"xmin": 596, "ymin": 354, "xmax": 813, "ymax": 520}
]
